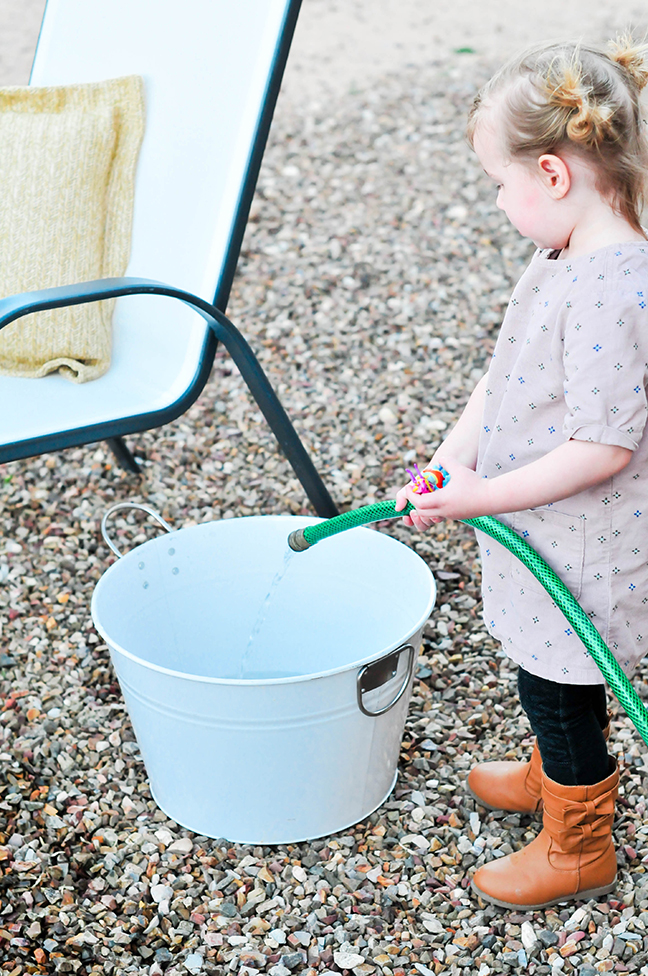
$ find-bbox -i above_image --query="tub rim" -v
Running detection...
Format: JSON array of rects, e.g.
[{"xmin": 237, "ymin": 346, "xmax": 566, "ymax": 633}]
[{"xmin": 91, "ymin": 514, "xmax": 436, "ymax": 685}]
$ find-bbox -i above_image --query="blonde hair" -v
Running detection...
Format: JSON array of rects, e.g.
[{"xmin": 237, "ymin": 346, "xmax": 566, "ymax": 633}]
[{"xmin": 467, "ymin": 34, "xmax": 648, "ymax": 231}]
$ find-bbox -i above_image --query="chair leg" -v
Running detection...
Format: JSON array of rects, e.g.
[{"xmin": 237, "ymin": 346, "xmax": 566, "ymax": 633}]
[
  {"xmin": 211, "ymin": 313, "xmax": 339, "ymax": 519},
  {"xmin": 106, "ymin": 437, "xmax": 142, "ymax": 476},
  {"xmin": 231, "ymin": 373, "xmax": 338, "ymax": 518}
]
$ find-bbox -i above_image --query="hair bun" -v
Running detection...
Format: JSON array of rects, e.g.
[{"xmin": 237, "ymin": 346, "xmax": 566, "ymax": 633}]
[
  {"xmin": 566, "ymin": 101, "xmax": 614, "ymax": 145},
  {"xmin": 608, "ymin": 33, "xmax": 648, "ymax": 91},
  {"xmin": 546, "ymin": 59, "xmax": 615, "ymax": 146}
]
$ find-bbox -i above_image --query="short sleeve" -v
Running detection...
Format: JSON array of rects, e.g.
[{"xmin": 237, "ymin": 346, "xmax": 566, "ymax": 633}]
[{"xmin": 562, "ymin": 284, "xmax": 648, "ymax": 451}]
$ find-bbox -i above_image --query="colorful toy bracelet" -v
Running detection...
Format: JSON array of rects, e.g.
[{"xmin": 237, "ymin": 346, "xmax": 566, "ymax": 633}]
[{"xmin": 406, "ymin": 463, "xmax": 450, "ymax": 494}]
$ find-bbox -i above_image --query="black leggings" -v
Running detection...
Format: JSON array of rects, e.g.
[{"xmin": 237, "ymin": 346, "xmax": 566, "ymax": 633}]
[{"xmin": 517, "ymin": 667, "xmax": 609, "ymax": 786}]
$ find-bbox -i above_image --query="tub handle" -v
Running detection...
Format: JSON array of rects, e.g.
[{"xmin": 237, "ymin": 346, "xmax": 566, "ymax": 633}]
[
  {"xmin": 357, "ymin": 643, "xmax": 415, "ymax": 717},
  {"xmin": 101, "ymin": 502, "xmax": 173, "ymax": 558}
]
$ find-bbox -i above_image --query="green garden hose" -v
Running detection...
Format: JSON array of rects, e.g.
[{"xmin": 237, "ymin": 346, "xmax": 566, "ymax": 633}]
[{"xmin": 288, "ymin": 502, "xmax": 648, "ymax": 746}]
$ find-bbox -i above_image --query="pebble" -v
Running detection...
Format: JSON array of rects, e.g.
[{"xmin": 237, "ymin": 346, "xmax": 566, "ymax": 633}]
[
  {"xmin": 168, "ymin": 835, "xmax": 193, "ymax": 853},
  {"xmin": 334, "ymin": 949, "xmax": 366, "ymax": 968},
  {"xmin": 279, "ymin": 952, "xmax": 304, "ymax": 970},
  {"xmin": 565, "ymin": 907, "xmax": 589, "ymax": 931},
  {"xmin": 521, "ymin": 920, "xmax": 537, "ymax": 949},
  {"xmin": 150, "ymin": 882, "xmax": 174, "ymax": 903},
  {"xmin": 0, "ymin": 44, "xmax": 644, "ymax": 976},
  {"xmin": 184, "ymin": 952, "xmax": 204, "ymax": 973}
]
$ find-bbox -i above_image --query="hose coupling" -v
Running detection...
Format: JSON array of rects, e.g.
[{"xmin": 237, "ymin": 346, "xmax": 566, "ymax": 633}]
[{"xmin": 288, "ymin": 528, "xmax": 311, "ymax": 552}]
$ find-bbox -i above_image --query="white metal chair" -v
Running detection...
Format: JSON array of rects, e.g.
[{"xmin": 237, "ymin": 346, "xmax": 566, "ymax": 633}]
[{"xmin": 0, "ymin": 0, "xmax": 337, "ymax": 517}]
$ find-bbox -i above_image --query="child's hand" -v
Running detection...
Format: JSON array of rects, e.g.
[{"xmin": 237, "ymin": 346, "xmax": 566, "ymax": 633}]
[
  {"xmin": 395, "ymin": 457, "xmax": 491, "ymax": 528},
  {"xmin": 394, "ymin": 480, "xmax": 443, "ymax": 529},
  {"xmin": 395, "ymin": 458, "xmax": 444, "ymax": 528}
]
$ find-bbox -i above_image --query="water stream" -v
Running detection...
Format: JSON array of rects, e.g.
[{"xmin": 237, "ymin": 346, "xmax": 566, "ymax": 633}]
[{"xmin": 238, "ymin": 547, "xmax": 295, "ymax": 678}]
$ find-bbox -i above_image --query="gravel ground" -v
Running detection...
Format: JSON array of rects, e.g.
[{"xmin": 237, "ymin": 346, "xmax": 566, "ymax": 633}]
[{"xmin": 2, "ymin": 52, "xmax": 648, "ymax": 976}]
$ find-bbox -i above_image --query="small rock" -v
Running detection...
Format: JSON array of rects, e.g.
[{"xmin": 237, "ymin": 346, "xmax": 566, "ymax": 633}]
[
  {"xmin": 150, "ymin": 884, "xmax": 174, "ymax": 904},
  {"xmin": 565, "ymin": 907, "xmax": 588, "ymax": 931},
  {"xmin": 560, "ymin": 941, "xmax": 579, "ymax": 958},
  {"xmin": 168, "ymin": 837, "xmax": 193, "ymax": 854},
  {"xmin": 422, "ymin": 917, "xmax": 444, "ymax": 934},
  {"xmin": 279, "ymin": 953, "xmax": 304, "ymax": 971},
  {"xmin": 334, "ymin": 950, "xmax": 366, "ymax": 969},
  {"xmin": 414, "ymin": 964, "xmax": 436, "ymax": 976},
  {"xmin": 399, "ymin": 834, "xmax": 430, "ymax": 852},
  {"xmin": 155, "ymin": 827, "xmax": 174, "ymax": 846},
  {"xmin": 521, "ymin": 921, "xmax": 536, "ymax": 950},
  {"xmin": 217, "ymin": 902, "xmax": 238, "ymax": 918},
  {"xmin": 612, "ymin": 937, "xmax": 626, "ymax": 957},
  {"xmin": 378, "ymin": 405, "xmax": 397, "ymax": 426},
  {"xmin": 183, "ymin": 953, "xmax": 203, "ymax": 974}
]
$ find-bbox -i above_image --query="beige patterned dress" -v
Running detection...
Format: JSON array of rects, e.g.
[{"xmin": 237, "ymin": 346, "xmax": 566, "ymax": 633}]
[{"xmin": 475, "ymin": 240, "xmax": 648, "ymax": 684}]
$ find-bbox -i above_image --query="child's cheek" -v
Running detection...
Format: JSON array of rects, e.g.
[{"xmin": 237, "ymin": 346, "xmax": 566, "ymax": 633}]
[{"xmin": 512, "ymin": 191, "xmax": 545, "ymax": 238}]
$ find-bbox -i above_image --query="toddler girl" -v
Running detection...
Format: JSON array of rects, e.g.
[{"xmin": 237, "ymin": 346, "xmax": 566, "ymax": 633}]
[{"xmin": 395, "ymin": 35, "xmax": 648, "ymax": 909}]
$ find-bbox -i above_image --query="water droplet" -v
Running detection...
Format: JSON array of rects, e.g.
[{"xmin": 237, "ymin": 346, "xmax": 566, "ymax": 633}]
[
  {"xmin": 168, "ymin": 547, "xmax": 175, "ymax": 556},
  {"xmin": 138, "ymin": 562, "xmax": 145, "ymax": 570},
  {"xmin": 143, "ymin": 581, "xmax": 149, "ymax": 589},
  {"xmin": 172, "ymin": 567, "xmax": 179, "ymax": 575}
]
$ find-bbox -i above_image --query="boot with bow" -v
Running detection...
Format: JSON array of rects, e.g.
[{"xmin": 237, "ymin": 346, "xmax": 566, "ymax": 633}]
[
  {"xmin": 468, "ymin": 723, "xmax": 610, "ymax": 814},
  {"xmin": 471, "ymin": 758, "xmax": 618, "ymax": 910}
]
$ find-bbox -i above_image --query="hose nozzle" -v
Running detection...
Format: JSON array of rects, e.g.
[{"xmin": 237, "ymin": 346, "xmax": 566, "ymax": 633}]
[{"xmin": 288, "ymin": 528, "xmax": 311, "ymax": 552}]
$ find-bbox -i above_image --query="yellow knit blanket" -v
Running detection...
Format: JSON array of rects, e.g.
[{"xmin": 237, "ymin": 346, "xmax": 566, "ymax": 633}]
[{"xmin": 0, "ymin": 75, "xmax": 145, "ymax": 382}]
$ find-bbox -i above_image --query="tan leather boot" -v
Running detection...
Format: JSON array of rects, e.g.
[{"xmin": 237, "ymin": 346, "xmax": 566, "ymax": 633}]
[
  {"xmin": 470, "ymin": 758, "xmax": 618, "ymax": 910},
  {"xmin": 468, "ymin": 739, "xmax": 543, "ymax": 813},
  {"xmin": 468, "ymin": 723, "xmax": 610, "ymax": 814}
]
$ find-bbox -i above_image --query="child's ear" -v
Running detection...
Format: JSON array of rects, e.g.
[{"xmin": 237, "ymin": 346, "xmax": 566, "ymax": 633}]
[{"xmin": 537, "ymin": 154, "xmax": 571, "ymax": 199}]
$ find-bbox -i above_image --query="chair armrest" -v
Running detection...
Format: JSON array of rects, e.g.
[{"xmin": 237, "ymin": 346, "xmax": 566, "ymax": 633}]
[
  {"xmin": 0, "ymin": 277, "xmax": 267, "ymax": 401},
  {"xmin": 0, "ymin": 277, "xmax": 339, "ymax": 517},
  {"xmin": 0, "ymin": 277, "xmax": 219, "ymax": 330}
]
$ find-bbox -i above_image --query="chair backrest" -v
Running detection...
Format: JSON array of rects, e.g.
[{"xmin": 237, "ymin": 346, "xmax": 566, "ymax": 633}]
[{"xmin": 0, "ymin": 0, "xmax": 300, "ymax": 463}]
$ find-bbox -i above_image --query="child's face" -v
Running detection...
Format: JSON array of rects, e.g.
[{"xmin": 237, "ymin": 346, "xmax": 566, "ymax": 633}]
[{"xmin": 472, "ymin": 118, "xmax": 572, "ymax": 250}]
